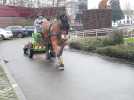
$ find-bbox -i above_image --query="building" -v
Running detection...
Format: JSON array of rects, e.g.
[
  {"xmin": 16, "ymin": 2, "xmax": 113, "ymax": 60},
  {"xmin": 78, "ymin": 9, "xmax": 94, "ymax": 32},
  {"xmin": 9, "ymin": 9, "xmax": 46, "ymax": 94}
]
[
  {"xmin": 65, "ymin": 0, "xmax": 87, "ymax": 25},
  {"xmin": 81, "ymin": 9, "xmax": 112, "ymax": 29},
  {"xmin": 113, "ymin": 10, "xmax": 134, "ymax": 26},
  {"xmin": 65, "ymin": 1, "xmax": 79, "ymax": 24},
  {"xmin": 0, "ymin": 5, "xmax": 65, "ymax": 27}
]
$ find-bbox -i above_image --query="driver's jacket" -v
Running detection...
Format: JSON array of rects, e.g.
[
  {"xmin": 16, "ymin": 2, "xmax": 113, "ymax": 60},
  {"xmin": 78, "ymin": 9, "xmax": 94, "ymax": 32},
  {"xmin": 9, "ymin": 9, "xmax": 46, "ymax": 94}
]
[{"xmin": 34, "ymin": 18, "xmax": 43, "ymax": 33}]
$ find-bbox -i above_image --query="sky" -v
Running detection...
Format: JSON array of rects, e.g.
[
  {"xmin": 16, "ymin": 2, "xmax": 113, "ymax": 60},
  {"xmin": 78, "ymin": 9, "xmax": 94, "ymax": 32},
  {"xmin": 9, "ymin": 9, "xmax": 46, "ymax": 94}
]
[{"xmin": 88, "ymin": 0, "xmax": 134, "ymax": 10}]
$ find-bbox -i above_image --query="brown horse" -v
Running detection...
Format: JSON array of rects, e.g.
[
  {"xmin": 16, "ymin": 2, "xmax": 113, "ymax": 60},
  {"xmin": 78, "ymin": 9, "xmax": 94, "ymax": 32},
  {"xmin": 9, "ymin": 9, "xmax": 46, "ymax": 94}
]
[{"xmin": 41, "ymin": 14, "xmax": 70, "ymax": 69}]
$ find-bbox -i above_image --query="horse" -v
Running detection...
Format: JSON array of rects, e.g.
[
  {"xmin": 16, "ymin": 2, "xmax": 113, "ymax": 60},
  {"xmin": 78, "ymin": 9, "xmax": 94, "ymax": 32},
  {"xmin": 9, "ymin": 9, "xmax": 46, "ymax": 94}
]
[{"xmin": 41, "ymin": 14, "xmax": 70, "ymax": 69}]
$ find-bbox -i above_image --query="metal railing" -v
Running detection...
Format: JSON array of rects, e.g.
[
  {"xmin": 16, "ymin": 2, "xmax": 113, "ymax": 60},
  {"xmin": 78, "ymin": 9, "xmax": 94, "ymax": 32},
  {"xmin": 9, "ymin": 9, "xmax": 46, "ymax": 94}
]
[
  {"xmin": 70, "ymin": 28, "xmax": 113, "ymax": 38},
  {"xmin": 69, "ymin": 25, "xmax": 134, "ymax": 39}
]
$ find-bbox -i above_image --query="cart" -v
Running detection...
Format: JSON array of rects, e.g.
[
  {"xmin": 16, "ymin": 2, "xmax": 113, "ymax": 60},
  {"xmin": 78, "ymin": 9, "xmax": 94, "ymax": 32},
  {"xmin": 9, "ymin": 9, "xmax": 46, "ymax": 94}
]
[{"xmin": 23, "ymin": 32, "xmax": 47, "ymax": 58}]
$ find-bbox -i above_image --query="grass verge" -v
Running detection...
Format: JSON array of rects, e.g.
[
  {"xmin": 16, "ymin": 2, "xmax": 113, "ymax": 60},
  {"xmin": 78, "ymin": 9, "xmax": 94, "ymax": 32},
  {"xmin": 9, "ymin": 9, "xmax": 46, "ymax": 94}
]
[
  {"xmin": 69, "ymin": 37, "xmax": 134, "ymax": 61},
  {"xmin": 0, "ymin": 65, "xmax": 18, "ymax": 100}
]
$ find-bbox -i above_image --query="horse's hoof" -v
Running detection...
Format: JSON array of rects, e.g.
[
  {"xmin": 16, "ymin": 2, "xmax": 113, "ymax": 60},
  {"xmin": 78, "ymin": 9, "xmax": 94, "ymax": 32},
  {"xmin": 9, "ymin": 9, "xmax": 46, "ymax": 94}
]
[
  {"xmin": 58, "ymin": 67, "xmax": 64, "ymax": 70},
  {"xmin": 58, "ymin": 64, "xmax": 64, "ymax": 70}
]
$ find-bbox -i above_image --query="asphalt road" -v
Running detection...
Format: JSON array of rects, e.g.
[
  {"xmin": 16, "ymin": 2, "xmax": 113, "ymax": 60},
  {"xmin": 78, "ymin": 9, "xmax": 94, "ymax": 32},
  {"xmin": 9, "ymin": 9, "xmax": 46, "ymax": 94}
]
[{"xmin": 0, "ymin": 38, "xmax": 134, "ymax": 100}]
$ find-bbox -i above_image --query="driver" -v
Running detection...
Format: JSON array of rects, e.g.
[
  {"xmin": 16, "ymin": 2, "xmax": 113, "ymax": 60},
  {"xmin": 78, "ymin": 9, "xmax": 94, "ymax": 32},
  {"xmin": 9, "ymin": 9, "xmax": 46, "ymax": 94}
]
[{"xmin": 34, "ymin": 15, "xmax": 44, "ymax": 33}]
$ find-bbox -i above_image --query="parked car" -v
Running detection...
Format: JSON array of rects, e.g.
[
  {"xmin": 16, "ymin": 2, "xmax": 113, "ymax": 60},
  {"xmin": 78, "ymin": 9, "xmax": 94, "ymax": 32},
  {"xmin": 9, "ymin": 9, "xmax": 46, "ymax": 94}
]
[
  {"xmin": 0, "ymin": 34, "xmax": 2, "ymax": 40},
  {"xmin": 112, "ymin": 22, "xmax": 118, "ymax": 27},
  {"xmin": 0, "ymin": 28, "xmax": 13, "ymax": 39},
  {"xmin": 6, "ymin": 26, "xmax": 26, "ymax": 38},
  {"xmin": 24, "ymin": 26, "xmax": 34, "ymax": 36}
]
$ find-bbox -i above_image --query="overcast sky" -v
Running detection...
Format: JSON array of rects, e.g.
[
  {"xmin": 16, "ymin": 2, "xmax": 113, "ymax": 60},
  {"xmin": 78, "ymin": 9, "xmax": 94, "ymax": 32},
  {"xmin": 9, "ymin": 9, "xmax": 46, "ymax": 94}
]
[{"xmin": 88, "ymin": 0, "xmax": 134, "ymax": 10}]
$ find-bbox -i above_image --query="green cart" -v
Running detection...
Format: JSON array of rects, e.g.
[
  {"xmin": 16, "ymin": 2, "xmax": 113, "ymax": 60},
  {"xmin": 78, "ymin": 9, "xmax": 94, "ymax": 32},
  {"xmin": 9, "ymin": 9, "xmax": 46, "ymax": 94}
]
[{"xmin": 23, "ymin": 32, "xmax": 47, "ymax": 58}]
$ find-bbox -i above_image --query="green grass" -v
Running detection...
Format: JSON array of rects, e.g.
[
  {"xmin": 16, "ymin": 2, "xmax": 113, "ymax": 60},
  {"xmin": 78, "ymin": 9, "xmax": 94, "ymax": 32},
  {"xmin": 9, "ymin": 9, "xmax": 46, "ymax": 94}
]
[{"xmin": 124, "ymin": 37, "xmax": 134, "ymax": 43}]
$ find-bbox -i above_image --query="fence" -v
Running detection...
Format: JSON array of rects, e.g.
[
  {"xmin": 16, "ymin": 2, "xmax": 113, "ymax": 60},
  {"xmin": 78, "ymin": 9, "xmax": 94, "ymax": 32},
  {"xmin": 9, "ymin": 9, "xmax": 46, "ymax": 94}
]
[
  {"xmin": 70, "ymin": 26, "xmax": 134, "ymax": 39},
  {"xmin": 70, "ymin": 28, "xmax": 113, "ymax": 38}
]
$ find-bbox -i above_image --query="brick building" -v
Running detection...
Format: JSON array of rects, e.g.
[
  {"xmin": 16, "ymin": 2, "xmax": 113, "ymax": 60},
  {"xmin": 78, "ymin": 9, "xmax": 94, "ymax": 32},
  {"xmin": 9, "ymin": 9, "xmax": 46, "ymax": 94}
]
[
  {"xmin": 81, "ymin": 9, "xmax": 112, "ymax": 29},
  {"xmin": 0, "ymin": 5, "xmax": 65, "ymax": 27}
]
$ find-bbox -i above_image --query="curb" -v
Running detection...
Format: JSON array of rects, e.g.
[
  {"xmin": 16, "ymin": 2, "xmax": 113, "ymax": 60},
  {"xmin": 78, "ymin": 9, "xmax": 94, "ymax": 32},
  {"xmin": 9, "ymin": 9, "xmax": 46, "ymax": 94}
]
[{"xmin": 0, "ymin": 59, "xmax": 27, "ymax": 100}]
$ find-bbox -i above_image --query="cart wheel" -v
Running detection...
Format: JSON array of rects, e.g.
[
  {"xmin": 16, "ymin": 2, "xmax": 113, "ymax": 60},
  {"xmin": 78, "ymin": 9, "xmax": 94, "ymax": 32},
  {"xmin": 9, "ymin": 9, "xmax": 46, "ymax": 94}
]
[
  {"xmin": 17, "ymin": 33, "xmax": 23, "ymax": 38},
  {"xmin": 1, "ymin": 35, "xmax": 5, "ymax": 40},
  {"xmin": 23, "ymin": 48, "xmax": 27, "ymax": 55},
  {"xmin": 28, "ymin": 48, "xmax": 34, "ymax": 59},
  {"xmin": 46, "ymin": 52, "xmax": 51, "ymax": 60},
  {"xmin": 50, "ymin": 51, "xmax": 55, "ymax": 57}
]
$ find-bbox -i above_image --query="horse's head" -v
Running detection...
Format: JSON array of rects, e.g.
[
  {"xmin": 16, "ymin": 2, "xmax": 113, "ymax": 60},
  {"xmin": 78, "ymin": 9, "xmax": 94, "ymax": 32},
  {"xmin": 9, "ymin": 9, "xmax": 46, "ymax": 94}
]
[
  {"xmin": 58, "ymin": 14, "xmax": 70, "ymax": 40},
  {"xmin": 59, "ymin": 14, "xmax": 70, "ymax": 34}
]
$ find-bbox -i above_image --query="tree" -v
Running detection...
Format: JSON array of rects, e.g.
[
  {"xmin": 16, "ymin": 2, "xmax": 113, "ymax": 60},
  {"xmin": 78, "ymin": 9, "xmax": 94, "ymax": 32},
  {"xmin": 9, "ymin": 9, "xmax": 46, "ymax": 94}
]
[
  {"xmin": 110, "ymin": 0, "xmax": 124, "ymax": 22},
  {"xmin": 18, "ymin": 0, "xmax": 26, "ymax": 7},
  {"xmin": 2, "ymin": 0, "xmax": 7, "ymax": 5},
  {"xmin": 8, "ymin": 0, "xmax": 19, "ymax": 6},
  {"xmin": 27, "ymin": 0, "xmax": 34, "ymax": 7},
  {"xmin": 37, "ymin": 0, "xmax": 42, "ymax": 8},
  {"xmin": 125, "ymin": 0, "xmax": 132, "ymax": 16}
]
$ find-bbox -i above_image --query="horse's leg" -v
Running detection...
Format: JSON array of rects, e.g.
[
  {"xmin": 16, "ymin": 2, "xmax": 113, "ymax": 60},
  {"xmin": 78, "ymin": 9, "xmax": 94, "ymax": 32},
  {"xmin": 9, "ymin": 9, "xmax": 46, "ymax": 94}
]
[
  {"xmin": 58, "ymin": 41, "xmax": 67, "ymax": 56},
  {"xmin": 50, "ymin": 36, "xmax": 64, "ymax": 69},
  {"xmin": 42, "ymin": 31, "xmax": 51, "ymax": 60}
]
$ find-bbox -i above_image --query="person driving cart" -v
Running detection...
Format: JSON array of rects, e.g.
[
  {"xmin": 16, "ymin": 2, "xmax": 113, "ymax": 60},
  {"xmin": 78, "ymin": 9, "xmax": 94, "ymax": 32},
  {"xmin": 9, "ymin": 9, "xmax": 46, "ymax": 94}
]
[{"xmin": 34, "ymin": 15, "xmax": 44, "ymax": 33}]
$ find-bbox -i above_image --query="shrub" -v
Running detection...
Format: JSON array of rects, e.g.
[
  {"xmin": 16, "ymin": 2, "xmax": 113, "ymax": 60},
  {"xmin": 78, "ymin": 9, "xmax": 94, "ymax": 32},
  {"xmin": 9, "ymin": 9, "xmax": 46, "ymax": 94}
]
[
  {"xmin": 108, "ymin": 30, "xmax": 124, "ymax": 45},
  {"xmin": 100, "ymin": 30, "xmax": 124, "ymax": 46},
  {"xmin": 69, "ymin": 37, "xmax": 134, "ymax": 61},
  {"xmin": 102, "ymin": 38, "xmax": 115, "ymax": 46},
  {"xmin": 69, "ymin": 38, "xmax": 104, "ymax": 51},
  {"xmin": 69, "ymin": 41, "xmax": 82, "ymax": 50},
  {"xmin": 96, "ymin": 45, "xmax": 134, "ymax": 61}
]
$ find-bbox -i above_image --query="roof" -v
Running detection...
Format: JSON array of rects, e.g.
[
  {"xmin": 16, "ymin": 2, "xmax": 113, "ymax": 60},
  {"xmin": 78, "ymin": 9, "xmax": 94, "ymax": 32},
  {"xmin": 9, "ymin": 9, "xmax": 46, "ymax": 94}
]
[
  {"xmin": 0, "ymin": 5, "xmax": 65, "ymax": 17},
  {"xmin": 0, "ymin": 5, "xmax": 33, "ymax": 17}
]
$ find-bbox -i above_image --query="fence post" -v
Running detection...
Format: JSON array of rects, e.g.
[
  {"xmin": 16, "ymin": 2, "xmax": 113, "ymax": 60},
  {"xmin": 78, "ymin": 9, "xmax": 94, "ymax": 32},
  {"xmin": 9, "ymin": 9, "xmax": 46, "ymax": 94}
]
[
  {"xmin": 96, "ymin": 29, "xmax": 98, "ymax": 39},
  {"xmin": 83, "ymin": 32, "xmax": 85, "ymax": 38}
]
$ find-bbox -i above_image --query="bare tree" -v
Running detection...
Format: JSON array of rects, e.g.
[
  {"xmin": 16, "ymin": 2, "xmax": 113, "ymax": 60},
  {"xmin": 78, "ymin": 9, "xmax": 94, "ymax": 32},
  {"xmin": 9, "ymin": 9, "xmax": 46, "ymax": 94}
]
[
  {"xmin": 0, "ymin": 0, "xmax": 7, "ymax": 5},
  {"xmin": 19, "ymin": 0, "xmax": 26, "ymax": 6},
  {"xmin": 27, "ymin": 0, "xmax": 34, "ymax": 8},
  {"xmin": 8, "ymin": 0, "xmax": 18, "ymax": 6},
  {"xmin": 125, "ymin": 0, "xmax": 132, "ymax": 16},
  {"xmin": 37, "ymin": 0, "xmax": 41, "ymax": 8},
  {"xmin": 3, "ymin": 0, "xmax": 7, "ymax": 5},
  {"xmin": 0, "ymin": 0, "xmax": 65, "ymax": 8}
]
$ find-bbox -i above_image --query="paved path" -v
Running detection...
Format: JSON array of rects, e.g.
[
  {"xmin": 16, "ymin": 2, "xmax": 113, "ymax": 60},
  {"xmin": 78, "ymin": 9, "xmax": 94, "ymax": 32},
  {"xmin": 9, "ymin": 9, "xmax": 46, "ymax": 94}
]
[{"xmin": 0, "ymin": 38, "xmax": 134, "ymax": 100}]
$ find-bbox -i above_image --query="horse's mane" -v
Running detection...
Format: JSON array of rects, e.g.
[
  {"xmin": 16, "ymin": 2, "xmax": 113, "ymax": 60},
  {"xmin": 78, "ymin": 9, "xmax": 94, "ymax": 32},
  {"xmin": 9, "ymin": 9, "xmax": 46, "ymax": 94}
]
[{"xmin": 59, "ymin": 15, "xmax": 70, "ymax": 31}]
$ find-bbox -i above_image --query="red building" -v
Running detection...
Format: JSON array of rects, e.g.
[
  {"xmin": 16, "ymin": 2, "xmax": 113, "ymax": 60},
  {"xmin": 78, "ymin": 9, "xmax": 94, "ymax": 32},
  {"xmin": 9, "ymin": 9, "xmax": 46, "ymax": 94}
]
[{"xmin": 0, "ymin": 5, "xmax": 65, "ymax": 27}]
